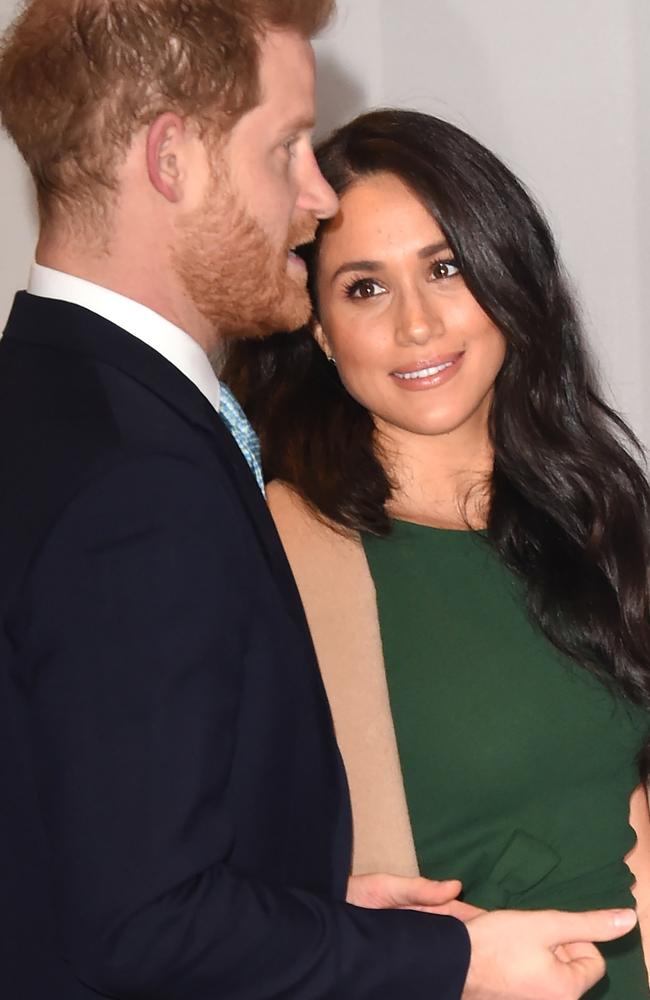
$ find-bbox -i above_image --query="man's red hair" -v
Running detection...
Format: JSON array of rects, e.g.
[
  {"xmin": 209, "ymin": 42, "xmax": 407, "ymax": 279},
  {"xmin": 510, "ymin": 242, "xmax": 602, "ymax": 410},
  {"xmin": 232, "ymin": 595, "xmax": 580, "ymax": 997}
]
[{"xmin": 0, "ymin": 0, "xmax": 334, "ymax": 220}]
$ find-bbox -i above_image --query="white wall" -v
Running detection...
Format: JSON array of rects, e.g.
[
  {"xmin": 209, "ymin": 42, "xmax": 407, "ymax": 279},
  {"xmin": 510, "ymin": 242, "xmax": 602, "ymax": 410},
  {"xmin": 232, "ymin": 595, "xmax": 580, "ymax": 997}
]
[
  {"xmin": 0, "ymin": 0, "xmax": 37, "ymax": 324},
  {"xmin": 1, "ymin": 0, "xmax": 648, "ymax": 447},
  {"xmin": 314, "ymin": 0, "xmax": 383, "ymax": 138}
]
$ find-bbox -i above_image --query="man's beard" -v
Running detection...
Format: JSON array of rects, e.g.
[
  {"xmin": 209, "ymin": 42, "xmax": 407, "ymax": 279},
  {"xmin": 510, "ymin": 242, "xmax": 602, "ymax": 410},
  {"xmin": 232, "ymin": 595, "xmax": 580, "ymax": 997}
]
[{"xmin": 172, "ymin": 177, "xmax": 316, "ymax": 341}]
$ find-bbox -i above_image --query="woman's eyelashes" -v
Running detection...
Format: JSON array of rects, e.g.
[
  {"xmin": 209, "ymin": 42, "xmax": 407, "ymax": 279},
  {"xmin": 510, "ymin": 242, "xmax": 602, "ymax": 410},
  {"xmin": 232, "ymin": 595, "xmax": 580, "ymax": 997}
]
[
  {"xmin": 341, "ymin": 258, "xmax": 462, "ymax": 301},
  {"xmin": 430, "ymin": 258, "xmax": 460, "ymax": 280},
  {"xmin": 342, "ymin": 277, "xmax": 386, "ymax": 300}
]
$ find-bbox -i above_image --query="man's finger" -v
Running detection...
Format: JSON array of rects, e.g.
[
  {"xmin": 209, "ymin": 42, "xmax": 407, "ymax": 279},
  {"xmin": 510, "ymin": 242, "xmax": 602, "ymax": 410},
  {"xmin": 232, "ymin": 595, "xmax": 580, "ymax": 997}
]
[
  {"xmin": 346, "ymin": 873, "xmax": 464, "ymax": 910},
  {"xmin": 389, "ymin": 876, "xmax": 463, "ymax": 907},
  {"xmin": 542, "ymin": 908, "xmax": 637, "ymax": 946},
  {"xmin": 560, "ymin": 949, "xmax": 607, "ymax": 995},
  {"xmin": 561, "ymin": 940, "xmax": 606, "ymax": 961},
  {"xmin": 410, "ymin": 900, "xmax": 484, "ymax": 920}
]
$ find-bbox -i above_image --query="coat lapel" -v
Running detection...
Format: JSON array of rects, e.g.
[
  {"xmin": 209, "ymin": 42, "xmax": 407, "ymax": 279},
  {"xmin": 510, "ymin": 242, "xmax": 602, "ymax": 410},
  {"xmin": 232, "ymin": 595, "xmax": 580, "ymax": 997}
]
[{"xmin": 4, "ymin": 292, "xmax": 304, "ymax": 617}]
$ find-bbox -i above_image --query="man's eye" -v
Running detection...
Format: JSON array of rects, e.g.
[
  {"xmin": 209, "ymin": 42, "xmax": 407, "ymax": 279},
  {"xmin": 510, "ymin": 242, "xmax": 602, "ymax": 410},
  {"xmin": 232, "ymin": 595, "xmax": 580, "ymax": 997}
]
[
  {"xmin": 282, "ymin": 137, "xmax": 298, "ymax": 157},
  {"xmin": 430, "ymin": 259, "xmax": 460, "ymax": 280},
  {"xmin": 344, "ymin": 278, "xmax": 384, "ymax": 299}
]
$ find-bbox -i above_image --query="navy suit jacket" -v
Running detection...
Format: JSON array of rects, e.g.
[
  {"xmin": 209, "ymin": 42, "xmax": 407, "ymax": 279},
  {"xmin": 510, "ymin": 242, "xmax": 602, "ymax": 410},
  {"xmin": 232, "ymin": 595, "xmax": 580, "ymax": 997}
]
[{"xmin": 0, "ymin": 292, "xmax": 469, "ymax": 999}]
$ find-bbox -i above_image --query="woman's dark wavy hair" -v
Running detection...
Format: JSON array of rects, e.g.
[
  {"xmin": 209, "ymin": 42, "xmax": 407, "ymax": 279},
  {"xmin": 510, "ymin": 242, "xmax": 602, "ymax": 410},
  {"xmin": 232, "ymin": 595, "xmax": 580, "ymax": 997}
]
[{"xmin": 223, "ymin": 108, "xmax": 650, "ymax": 766}]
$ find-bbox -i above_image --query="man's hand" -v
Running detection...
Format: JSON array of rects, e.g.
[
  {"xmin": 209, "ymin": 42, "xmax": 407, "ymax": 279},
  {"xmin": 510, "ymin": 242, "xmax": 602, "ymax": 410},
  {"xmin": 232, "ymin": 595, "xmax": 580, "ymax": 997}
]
[
  {"xmin": 346, "ymin": 873, "xmax": 484, "ymax": 920},
  {"xmin": 462, "ymin": 907, "xmax": 637, "ymax": 999}
]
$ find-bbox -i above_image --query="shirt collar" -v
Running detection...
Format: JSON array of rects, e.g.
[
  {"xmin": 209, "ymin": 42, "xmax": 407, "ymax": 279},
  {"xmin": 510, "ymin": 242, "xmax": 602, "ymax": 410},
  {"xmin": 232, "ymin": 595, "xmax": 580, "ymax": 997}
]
[{"xmin": 28, "ymin": 263, "xmax": 221, "ymax": 413}]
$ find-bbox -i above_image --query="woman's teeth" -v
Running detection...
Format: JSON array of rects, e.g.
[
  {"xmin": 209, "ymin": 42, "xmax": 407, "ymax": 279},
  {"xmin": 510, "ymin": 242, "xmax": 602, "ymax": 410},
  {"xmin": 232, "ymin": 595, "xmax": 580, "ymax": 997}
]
[{"xmin": 394, "ymin": 361, "xmax": 454, "ymax": 380}]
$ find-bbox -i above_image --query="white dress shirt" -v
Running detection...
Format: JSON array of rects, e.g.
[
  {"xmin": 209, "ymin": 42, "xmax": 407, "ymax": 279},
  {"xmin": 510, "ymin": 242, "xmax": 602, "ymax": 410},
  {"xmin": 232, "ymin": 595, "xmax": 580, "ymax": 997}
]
[{"xmin": 28, "ymin": 263, "xmax": 221, "ymax": 413}]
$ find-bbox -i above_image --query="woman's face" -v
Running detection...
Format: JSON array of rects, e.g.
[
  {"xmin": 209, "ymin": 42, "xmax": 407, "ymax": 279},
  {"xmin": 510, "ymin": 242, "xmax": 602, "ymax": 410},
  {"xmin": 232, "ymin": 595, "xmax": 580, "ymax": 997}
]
[{"xmin": 314, "ymin": 172, "xmax": 506, "ymax": 443}]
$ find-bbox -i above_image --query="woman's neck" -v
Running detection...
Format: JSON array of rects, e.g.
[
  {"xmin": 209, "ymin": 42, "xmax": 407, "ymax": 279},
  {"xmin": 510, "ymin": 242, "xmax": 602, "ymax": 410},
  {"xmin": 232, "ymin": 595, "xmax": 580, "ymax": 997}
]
[{"xmin": 378, "ymin": 419, "xmax": 494, "ymax": 530}]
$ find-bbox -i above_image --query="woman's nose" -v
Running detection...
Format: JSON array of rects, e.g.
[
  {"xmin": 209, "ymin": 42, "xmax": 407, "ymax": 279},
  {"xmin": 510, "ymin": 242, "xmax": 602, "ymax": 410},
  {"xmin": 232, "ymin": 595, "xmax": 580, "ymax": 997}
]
[{"xmin": 395, "ymin": 290, "xmax": 442, "ymax": 346}]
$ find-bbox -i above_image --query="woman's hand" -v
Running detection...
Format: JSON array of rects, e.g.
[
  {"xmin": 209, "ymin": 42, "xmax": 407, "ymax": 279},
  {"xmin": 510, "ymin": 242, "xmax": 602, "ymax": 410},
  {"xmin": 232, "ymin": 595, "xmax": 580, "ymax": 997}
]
[{"xmin": 346, "ymin": 872, "xmax": 484, "ymax": 919}]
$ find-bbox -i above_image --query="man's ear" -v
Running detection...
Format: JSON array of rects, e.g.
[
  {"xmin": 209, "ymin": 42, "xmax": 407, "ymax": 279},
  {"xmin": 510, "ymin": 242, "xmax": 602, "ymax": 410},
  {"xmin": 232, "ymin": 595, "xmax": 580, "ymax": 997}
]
[
  {"xmin": 146, "ymin": 112, "xmax": 189, "ymax": 203},
  {"xmin": 312, "ymin": 319, "xmax": 334, "ymax": 361}
]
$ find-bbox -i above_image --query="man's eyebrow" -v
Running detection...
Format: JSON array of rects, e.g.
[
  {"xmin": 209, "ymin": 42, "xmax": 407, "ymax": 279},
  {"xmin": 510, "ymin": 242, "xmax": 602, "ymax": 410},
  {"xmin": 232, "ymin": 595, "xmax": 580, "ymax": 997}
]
[{"xmin": 281, "ymin": 115, "xmax": 315, "ymax": 135}]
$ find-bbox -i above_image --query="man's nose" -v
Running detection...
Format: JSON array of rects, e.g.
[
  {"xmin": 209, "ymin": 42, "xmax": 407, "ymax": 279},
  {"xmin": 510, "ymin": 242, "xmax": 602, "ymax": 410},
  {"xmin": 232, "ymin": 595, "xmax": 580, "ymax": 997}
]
[{"xmin": 296, "ymin": 149, "xmax": 339, "ymax": 220}]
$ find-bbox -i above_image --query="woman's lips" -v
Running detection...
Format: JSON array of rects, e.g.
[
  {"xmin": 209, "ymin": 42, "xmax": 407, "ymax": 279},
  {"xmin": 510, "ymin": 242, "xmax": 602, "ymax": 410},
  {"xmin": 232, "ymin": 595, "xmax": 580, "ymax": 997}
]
[{"xmin": 390, "ymin": 352, "xmax": 464, "ymax": 390}]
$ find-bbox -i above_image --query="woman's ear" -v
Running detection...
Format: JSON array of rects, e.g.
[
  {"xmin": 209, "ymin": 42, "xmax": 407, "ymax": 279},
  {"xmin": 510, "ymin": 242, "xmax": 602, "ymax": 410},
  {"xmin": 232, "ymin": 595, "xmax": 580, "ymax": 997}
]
[{"xmin": 312, "ymin": 320, "xmax": 335, "ymax": 363}]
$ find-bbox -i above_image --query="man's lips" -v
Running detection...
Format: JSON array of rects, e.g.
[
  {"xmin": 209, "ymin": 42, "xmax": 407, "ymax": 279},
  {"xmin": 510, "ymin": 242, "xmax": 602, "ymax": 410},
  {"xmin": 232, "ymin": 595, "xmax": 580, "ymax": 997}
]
[
  {"xmin": 287, "ymin": 227, "xmax": 317, "ymax": 256},
  {"xmin": 287, "ymin": 249, "xmax": 307, "ymax": 274},
  {"xmin": 287, "ymin": 231, "xmax": 315, "ymax": 275},
  {"xmin": 390, "ymin": 352, "xmax": 465, "ymax": 389}
]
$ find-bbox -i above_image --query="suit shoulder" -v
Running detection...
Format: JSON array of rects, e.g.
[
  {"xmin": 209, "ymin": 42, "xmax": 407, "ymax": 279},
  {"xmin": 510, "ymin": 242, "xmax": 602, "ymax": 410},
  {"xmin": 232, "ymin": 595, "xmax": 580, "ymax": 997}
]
[{"xmin": 0, "ymin": 335, "xmax": 122, "ymax": 456}]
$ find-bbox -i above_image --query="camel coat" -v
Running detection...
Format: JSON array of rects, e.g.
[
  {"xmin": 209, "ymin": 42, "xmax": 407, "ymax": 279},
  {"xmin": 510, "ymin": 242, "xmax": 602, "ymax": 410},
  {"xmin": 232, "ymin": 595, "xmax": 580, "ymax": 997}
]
[{"xmin": 267, "ymin": 481, "xmax": 419, "ymax": 877}]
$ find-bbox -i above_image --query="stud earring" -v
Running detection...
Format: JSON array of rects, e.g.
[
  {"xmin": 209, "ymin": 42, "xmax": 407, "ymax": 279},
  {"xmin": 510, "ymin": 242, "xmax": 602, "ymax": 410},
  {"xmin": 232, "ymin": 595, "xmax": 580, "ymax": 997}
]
[{"xmin": 327, "ymin": 355, "xmax": 337, "ymax": 365}]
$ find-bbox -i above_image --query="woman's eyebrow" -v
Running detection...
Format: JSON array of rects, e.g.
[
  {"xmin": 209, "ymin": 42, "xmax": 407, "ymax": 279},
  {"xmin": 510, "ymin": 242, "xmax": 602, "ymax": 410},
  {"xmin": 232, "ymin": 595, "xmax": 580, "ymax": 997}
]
[
  {"xmin": 330, "ymin": 241, "xmax": 450, "ymax": 285},
  {"xmin": 330, "ymin": 260, "xmax": 381, "ymax": 284},
  {"xmin": 418, "ymin": 240, "xmax": 449, "ymax": 258}
]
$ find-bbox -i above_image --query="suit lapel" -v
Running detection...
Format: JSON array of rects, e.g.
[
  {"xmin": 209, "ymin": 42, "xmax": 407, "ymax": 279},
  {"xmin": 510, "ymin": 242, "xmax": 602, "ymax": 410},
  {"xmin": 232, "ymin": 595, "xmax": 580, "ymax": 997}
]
[
  {"xmin": 4, "ymin": 293, "xmax": 305, "ymax": 618},
  {"xmin": 210, "ymin": 411, "xmax": 308, "ymax": 619}
]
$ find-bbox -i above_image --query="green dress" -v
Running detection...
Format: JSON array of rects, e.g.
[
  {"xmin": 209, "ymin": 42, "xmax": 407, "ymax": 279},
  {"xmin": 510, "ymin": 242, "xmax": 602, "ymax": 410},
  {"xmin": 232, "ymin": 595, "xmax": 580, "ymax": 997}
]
[{"xmin": 363, "ymin": 521, "xmax": 649, "ymax": 999}]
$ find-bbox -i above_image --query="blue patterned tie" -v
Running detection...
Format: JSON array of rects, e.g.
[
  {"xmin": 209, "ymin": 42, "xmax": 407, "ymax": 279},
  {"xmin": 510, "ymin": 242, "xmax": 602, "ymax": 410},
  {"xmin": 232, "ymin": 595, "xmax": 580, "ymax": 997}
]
[{"xmin": 218, "ymin": 382, "xmax": 265, "ymax": 494}]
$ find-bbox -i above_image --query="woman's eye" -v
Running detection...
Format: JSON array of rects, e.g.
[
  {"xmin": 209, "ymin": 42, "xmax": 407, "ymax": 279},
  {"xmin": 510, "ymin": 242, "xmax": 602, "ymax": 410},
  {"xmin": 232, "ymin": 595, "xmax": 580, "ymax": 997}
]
[
  {"xmin": 430, "ymin": 259, "xmax": 460, "ymax": 280},
  {"xmin": 344, "ymin": 278, "xmax": 385, "ymax": 300}
]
